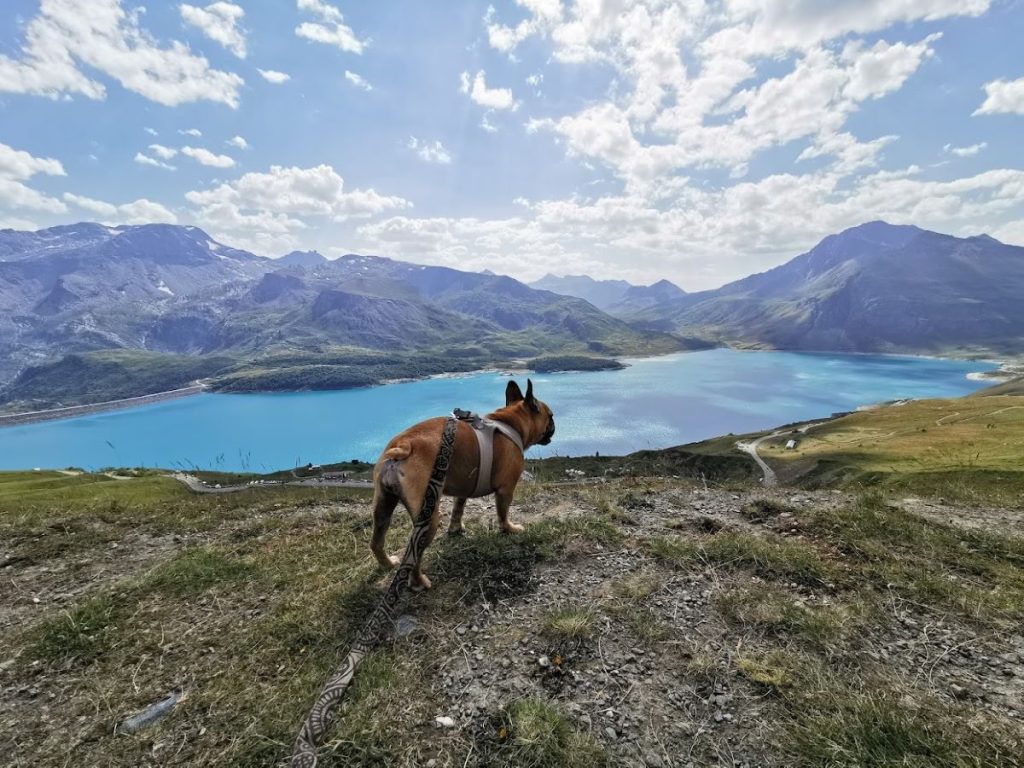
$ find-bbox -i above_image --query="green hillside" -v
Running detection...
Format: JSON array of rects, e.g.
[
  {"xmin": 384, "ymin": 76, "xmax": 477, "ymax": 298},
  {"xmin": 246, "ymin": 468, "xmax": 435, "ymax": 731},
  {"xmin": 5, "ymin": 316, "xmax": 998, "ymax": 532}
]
[
  {"xmin": 745, "ymin": 394, "xmax": 1024, "ymax": 504},
  {"xmin": 2, "ymin": 456, "xmax": 1021, "ymax": 766}
]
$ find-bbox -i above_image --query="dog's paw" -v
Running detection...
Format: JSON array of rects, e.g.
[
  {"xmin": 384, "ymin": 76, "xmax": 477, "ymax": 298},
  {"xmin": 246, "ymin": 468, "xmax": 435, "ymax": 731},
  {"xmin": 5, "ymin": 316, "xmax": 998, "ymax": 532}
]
[
  {"xmin": 409, "ymin": 573, "xmax": 432, "ymax": 592},
  {"xmin": 447, "ymin": 526, "xmax": 466, "ymax": 537},
  {"xmin": 388, "ymin": 555, "xmax": 401, "ymax": 567},
  {"xmin": 502, "ymin": 522, "xmax": 524, "ymax": 534}
]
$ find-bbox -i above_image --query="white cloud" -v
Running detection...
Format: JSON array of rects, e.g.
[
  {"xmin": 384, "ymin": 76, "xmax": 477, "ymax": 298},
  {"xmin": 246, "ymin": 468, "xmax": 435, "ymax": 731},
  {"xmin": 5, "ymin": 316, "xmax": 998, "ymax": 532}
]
[
  {"xmin": 0, "ymin": 215, "xmax": 41, "ymax": 231},
  {"xmin": 334, "ymin": 1, "xmax": 1012, "ymax": 287},
  {"xmin": 975, "ymin": 76, "xmax": 1024, "ymax": 116},
  {"xmin": 486, "ymin": 0, "xmax": 563, "ymax": 53},
  {"xmin": 180, "ymin": 2, "xmax": 247, "ymax": 58},
  {"xmin": 700, "ymin": 1, "xmax": 987, "ymax": 61},
  {"xmin": 182, "ymin": 146, "xmax": 236, "ymax": 168},
  {"xmin": 118, "ymin": 198, "xmax": 178, "ymax": 224},
  {"xmin": 312, "ymin": 2, "xmax": 1005, "ymax": 284},
  {"xmin": 187, "ymin": 164, "xmax": 409, "ymax": 217},
  {"xmin": 344, "ymin": 70, "xmax": 372, "ymax": 91},
  {"xmin": 63, "ymin": 192, "xmax": 177, "ymax": 224},
  {"xmin": 480, "ymin": 114, "xmax": 498, "ymax": 133},
  {"xmin": 227, "ymin": 135, "xmax": 249, "ymax": 150},
  {"xmin": 527, "ymin": 33, "xmax": 941, "ymax": 185},
  {"xmin": 944, "ymin": 142, "xmax": 987, "ymax": 157},
  {"xmin": 459, "ymin": 70, "xmax": 518, "ymax": 110},
  {"xmin": 185, "ymin": 163, "xmax": 409, "ymax": 254},
  {"xmin": 148, "ymin": 144, "xmax": 179, "ymax": 160},
  {"xmin": 482, "ymin": 1, "xmax": 977, "ymax": 190},
  {"xmin": 296, "ymin": 22, "xmax": 365, "ymax": 53},
  {"xmin": 258, "ymin": 68, "xmax": 291, "ymax": 84},
  {"xmin": 179, "ymin": 128, "xmax": 203, "ymax": 137},
  {"xmin": 297, "ymin": 0, "xmax": 344, "ymax": 22},
  {"xmin": 0, "ymin": 0, "xmax": 244, "ymax": 107},
  {"xmin": 408, "ymin": 137, "xmax": 452, "ymax": 165},
  {"xmin": 358, "ymin": 165, "xmax": 1024, "ymax": 289},
  {"xmin": 296, "ymin": 0, "xmax": 366, "ymax": 54},
  {"xmin": 798, "ymin": 132, "xmax": 897, "ymax": 176},
  {"xmin": 0, "ymin": 142, "xmax": 66, "ymax": 181},
  {"xmin": 992, "ymin": 219, "xmax": 1024, "ymax": 246},
  {"xmin": 63, "ymin": 192, "xmax": 117, "ymax": 217},
  {"xmin": 0, "ymin": 178, "xmax": 67, "ymax": 214},
  {"xmin": 0, "ymin": 141, "xmax": 67, "ymax": 214},
  {"xmin": 144, "ymin": 127, "xmax": 158, "ymax": 136},
  {"xmin": 840, "ymin": 35, "xmax": 939, "ymax": 102},
  {"xmin": 134, "ymin": 152, "xmax": 176, "ymax": 171}
]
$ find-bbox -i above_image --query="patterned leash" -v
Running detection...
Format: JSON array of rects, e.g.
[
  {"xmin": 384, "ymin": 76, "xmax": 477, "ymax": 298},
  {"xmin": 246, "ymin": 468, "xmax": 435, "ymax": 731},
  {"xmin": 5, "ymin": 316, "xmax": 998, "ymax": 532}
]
[{"xmin": 290, "ymin": 416, "xmax": 458, "ymax": 768}]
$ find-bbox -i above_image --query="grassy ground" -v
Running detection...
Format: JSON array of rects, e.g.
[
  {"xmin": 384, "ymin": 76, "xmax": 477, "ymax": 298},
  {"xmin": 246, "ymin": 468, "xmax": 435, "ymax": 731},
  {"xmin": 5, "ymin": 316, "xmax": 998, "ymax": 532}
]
[
  {"xmin": 2, "ymin": 469, "xmax": 1022, "ymax": 767},
  {"xmin": 974, "ymin": 376, "xmax": 1024, "ymax": 397},
  {"xmin": 743, "ymin": 395, "xmax": 1024, "ymax": 505},
  {"xmin": 189, "ymin": 460, "xmax": 375, "ymax": 487}
]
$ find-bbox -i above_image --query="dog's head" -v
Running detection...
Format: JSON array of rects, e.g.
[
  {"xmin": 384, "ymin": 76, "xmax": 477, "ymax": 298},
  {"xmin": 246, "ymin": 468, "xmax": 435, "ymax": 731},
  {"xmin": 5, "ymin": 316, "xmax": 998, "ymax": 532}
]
[{"xmin": 505, "ymin": 378, "xmax": 555, "ymax": 446}]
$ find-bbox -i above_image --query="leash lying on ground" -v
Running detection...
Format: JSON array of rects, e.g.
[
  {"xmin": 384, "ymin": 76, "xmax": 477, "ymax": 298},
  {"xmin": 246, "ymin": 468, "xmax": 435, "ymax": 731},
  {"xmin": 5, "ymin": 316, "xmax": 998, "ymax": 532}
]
[{"xmin": 290, "ymin": 416, "xmax": 458, "ymax": 768}]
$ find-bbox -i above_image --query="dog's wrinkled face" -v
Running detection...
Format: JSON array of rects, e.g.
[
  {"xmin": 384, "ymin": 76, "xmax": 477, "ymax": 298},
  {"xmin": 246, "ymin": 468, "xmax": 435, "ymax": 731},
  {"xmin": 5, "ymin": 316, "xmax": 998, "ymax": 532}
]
[
  {"xmin": 505, "ymin": 378, "xmax": 555, "ymax": 446},
  {"xmin": 537, "ymin": 404, "xmax": 555, "ymax": 445}
]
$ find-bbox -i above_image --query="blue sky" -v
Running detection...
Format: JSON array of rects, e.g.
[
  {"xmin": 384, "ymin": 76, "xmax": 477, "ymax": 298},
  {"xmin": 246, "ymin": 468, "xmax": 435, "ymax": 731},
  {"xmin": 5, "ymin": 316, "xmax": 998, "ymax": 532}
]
[{"xmin": 2, "ymin": 0, "xmax": 1024, "ymax": 290}]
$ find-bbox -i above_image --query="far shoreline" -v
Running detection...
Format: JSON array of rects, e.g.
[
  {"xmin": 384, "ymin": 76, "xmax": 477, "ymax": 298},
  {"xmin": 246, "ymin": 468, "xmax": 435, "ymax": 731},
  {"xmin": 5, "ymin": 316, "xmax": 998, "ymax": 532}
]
[
  {"xmin": 0, "ymin": 347, "xmax": 1005, "ymax": 430},
  {"xmin": 0, "ymin": 384, "xmax": 205, "ymax": 428}
]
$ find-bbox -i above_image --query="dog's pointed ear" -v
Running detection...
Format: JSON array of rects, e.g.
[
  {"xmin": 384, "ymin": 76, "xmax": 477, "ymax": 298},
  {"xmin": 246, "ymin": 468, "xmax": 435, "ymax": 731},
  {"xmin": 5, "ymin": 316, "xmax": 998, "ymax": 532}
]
[
  {"xmin": 505, "ymin": 380, "xmax": 524, "ymax": 406},
  {"xmin": 525, "ymin": 378, "xmax": 539, "ymax": 411}
]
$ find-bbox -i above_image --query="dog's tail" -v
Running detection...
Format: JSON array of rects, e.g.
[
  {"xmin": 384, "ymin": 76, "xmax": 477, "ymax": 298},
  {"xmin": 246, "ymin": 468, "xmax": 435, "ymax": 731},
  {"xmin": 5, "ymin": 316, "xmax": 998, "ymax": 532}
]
[{"xmin": 382, "ymin": 441, "xmax": 412, "ymax": 461}]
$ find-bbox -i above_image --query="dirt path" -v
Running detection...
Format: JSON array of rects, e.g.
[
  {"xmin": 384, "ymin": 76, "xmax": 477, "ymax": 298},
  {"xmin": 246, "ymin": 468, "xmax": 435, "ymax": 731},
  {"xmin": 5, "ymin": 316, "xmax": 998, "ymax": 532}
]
[
  {"xmin": 735, "ymin": 435, "xmax": 777, "ymax": 487},
  {"xmin": 169, "ymin": 472, "xmax": 373, "ymax": 494},
  {"xmin": 735, "ymin": 419, "xmax": 836, "ymax": 486},
  {"xmin": 735, "ymin": 421, "xmax": 823, "ymax": 487}
]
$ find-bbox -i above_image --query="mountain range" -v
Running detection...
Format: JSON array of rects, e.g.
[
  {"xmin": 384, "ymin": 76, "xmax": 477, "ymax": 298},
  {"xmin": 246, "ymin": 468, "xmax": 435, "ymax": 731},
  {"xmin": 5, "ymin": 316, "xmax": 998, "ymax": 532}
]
[
  {"xmin": 1, "ymin": 219, "xmax": 1021, "ymax": 409},
  {"xmin": 529, "ymin": 273, "xmax": 687, "ymax": 313},
  {"xmin": 0, "ymin": 222, "xmax": 681, "ymax": 407},
  {"xmin": 619, "ymin": 221, "xmax": 1024, "ymax": 355}
]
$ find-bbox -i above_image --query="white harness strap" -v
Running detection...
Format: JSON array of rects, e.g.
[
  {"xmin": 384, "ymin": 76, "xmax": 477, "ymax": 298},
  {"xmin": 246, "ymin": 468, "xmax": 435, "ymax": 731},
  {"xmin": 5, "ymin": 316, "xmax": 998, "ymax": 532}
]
[{"xmin": 469, "ymin": 418, "xmax": 524, "ymax": 498}]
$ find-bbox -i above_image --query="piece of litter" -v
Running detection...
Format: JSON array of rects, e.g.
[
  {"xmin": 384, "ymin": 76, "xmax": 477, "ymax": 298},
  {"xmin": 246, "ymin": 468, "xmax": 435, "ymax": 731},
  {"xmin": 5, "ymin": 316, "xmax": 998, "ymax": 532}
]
[
  {"xmin": 434, "ymin": 716, "xmax": 455, "ymax": 728},
  {"xmin": 118, "ymin": 691, "xmax": 186, "ymax": 734},
  {"xmin": 395, "ymin": 615, "xmax": 417, "ymax": 637}
]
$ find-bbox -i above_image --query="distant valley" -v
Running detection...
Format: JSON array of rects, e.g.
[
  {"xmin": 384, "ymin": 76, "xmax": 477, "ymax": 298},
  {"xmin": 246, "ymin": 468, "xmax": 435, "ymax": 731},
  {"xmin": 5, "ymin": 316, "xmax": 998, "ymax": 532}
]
[{"xmin": 1, "ymin": 219, "xmax": 1022, "ymax": 412}]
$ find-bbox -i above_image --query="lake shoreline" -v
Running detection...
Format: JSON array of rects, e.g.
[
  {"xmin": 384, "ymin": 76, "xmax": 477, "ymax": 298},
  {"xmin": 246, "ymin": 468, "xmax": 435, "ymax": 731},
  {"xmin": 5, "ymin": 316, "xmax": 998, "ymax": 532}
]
[
  {"xmin": 0, "ymin": 347, "xmax": 1004, "ymax": 431},
  {"xmin": 0, "ymin": 349, "xmax": 997, "ymax": 472},
  {"xmin": 0, "ymin": 384, "xmax": 206, "ymax": 428}
]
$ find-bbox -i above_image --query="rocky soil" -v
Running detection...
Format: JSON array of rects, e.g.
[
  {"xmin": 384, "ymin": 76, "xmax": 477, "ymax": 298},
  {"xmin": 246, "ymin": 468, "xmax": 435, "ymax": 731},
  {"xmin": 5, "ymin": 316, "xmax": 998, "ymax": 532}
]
[
  {"xmin": 2, "ymin": 479, "xmax": 1022, "ymax": 767},
  {"xmin": 398, "ymin": 486, "xmax": 1024, "ymax": 767}
]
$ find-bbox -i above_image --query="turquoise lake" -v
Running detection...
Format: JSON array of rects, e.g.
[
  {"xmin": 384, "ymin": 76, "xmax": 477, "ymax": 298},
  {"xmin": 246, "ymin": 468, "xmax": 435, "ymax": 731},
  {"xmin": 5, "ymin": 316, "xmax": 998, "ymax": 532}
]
[{"xmin": 0, "ymin": 349, "xmax": 996, "ymax": 472}]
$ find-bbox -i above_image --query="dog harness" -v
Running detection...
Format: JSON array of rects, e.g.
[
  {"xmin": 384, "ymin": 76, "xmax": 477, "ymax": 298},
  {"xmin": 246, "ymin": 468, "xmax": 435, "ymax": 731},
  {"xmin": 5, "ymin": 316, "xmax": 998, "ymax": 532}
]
[{"xmin": 453, "ymin": 408, "xmax": 525, "ymax": 497}]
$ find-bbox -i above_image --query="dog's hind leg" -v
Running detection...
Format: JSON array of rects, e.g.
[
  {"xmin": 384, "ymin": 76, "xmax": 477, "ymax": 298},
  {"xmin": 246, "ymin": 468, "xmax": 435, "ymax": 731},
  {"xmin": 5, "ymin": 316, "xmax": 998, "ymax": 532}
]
[
  {"xmin": 495, "ymin": 486, "xmax": 524, "ymax": 534},
  {"xmin": 447, "ymin": 497, "xmax": 468, "ymax": 535},
  {"xmin": 370, "ymin": 489, "xmax": 401, "ymax": 568},
  {"xmin": 375, "ymin": 443, "xmax": 438, "ymax": 588},
  {"xmin": 409, "ymin": 497, "xmax": 442, "ymax": 591}
]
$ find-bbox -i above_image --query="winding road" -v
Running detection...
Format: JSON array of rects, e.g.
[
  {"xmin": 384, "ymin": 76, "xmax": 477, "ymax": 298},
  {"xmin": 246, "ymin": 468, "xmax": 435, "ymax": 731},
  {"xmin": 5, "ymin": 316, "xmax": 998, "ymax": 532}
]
[
  {"xmin": 735, "ymin": 420, "xmax": 828, "ymax": 487},
  {"xmin": 736, "ymin": 434, "xmax": 778, "ymax": 487}
]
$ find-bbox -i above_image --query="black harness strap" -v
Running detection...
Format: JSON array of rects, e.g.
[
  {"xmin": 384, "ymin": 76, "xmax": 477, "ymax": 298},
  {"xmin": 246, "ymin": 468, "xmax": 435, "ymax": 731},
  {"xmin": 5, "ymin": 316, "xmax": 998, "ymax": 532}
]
[{"xmin": 290, "ymin": 416, "xmax": 458, "ymax": 768}]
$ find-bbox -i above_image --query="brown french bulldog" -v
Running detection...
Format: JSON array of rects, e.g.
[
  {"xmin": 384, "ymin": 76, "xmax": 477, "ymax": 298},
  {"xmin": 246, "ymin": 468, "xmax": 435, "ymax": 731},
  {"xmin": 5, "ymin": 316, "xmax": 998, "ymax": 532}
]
[{"xmin": 370, "ymin": 379, "xmax": 555, "ymax": 589}]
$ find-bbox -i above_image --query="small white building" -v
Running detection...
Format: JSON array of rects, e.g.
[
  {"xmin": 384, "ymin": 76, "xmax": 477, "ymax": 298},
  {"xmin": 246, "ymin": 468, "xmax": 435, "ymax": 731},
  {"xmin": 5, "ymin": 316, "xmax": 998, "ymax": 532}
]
[{"xmin": 785, "ymin": 439, "xmax": 797, "ymax": 450}]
